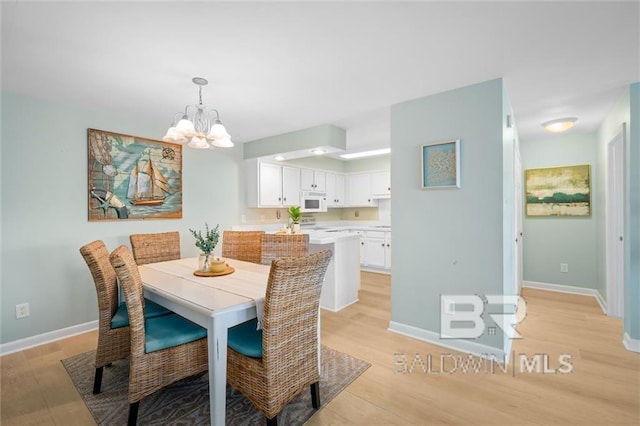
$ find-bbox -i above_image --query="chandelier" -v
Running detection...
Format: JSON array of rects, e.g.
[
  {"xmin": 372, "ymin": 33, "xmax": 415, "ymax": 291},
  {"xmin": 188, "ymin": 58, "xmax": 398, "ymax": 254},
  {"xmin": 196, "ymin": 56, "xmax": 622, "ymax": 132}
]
[{"xmin": 163, "ymin": 77, "xmax": 234, "ymax": 149}]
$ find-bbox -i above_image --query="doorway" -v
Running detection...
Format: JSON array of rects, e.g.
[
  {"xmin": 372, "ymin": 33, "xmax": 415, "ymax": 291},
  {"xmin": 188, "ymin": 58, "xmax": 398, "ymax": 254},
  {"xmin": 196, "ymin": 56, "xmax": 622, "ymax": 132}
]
[{"xmin": 606, "ymin": 124, "xmax": 625, "ymax": 318}]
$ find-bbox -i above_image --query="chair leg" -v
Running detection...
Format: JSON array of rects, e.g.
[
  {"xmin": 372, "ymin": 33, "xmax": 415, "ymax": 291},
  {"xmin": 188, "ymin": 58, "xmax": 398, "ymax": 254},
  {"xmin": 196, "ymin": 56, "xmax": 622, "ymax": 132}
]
[
  {"xmin": 311, "ymin": 381, "xmax": 320, "ymax": 409},
  {"xmin": 128, "ymin": 401, "xmax": 139, "ymax": 426},
  {"xmin": 93, "ymin": 367, "xmax": 103, "ymax": 394}
]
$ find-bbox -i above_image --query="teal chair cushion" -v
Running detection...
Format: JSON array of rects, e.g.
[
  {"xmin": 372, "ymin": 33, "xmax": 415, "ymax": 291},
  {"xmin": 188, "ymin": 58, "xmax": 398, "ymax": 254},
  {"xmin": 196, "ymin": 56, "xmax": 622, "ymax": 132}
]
[
  {"xmin": 110, "ymin": 300, "xmax": 172, "ymax": 329},
  {"xmin": 227, "ymin": 318, "xmax": 263, "ymax": 358},
  {"xmin": 144, "ymin": 313, "xmax": 207, "ymax": 353},
  {"xmin": 144, "ymin": 299, "xmax": 172, "ymax": 318}
]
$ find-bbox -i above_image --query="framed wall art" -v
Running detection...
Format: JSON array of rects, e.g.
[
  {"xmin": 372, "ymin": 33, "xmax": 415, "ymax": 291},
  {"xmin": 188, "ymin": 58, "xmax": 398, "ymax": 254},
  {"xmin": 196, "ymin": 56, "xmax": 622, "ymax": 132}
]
[
  {"xmin": 88, "ymin": 128, "xmax": 182, "ymax": 221},
  {"xmin": 421, "ymin": 139, "xmax": 460, "ymax": 189},
  {"xmin": 525, "ymin": 164, "xmax": 591, "ymax": 217}
]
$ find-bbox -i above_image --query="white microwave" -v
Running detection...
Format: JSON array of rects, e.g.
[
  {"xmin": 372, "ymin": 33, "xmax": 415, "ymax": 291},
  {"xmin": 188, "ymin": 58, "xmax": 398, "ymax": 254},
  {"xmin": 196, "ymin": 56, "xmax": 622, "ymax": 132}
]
[{"xmin": 300, "ymin": 191, "xmax": 327, "ymax": 212}]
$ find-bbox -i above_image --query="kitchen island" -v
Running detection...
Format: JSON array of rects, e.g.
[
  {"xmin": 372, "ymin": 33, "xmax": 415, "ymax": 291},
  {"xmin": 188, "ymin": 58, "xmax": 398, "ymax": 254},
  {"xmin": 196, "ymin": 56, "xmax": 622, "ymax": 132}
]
[
  {"xmin": 230, "ymin": 225, "xmax": 361, "ymax": 311},
  {"xmin": 307, "ymin": 230, "xmax": 360, "ymax": 311}
]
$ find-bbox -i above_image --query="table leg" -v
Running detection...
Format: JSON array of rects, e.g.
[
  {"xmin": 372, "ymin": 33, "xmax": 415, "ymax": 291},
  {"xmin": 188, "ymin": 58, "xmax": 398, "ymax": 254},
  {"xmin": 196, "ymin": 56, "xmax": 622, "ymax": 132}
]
[{"xmin": 209, "ymin": 315, "xmax": 229, "ymax": 426}]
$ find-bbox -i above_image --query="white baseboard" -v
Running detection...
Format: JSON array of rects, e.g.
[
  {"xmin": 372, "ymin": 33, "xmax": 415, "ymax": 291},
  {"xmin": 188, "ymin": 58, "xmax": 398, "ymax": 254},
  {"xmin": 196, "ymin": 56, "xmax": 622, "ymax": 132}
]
[
  {"xmin": 623, "ymin": 332, "xmax": 640, "ymax": 353},
  {"xmin": 0, "ymin": 320, "xmax": 98, "ymax": 356},
  {"xmin": 522, "ymin": 281, "xmax": 607, "ymax": 314},
  {"xmin": 360, "ymin": 266, "xmax": 391, "ymax": 275},
  {"xmin": 388, "ymin": 321, "xmax": 509, "ymax": 362},
  {"xmin": 321, "ymin": 298, "xmax": 360, "ymax": 313}
]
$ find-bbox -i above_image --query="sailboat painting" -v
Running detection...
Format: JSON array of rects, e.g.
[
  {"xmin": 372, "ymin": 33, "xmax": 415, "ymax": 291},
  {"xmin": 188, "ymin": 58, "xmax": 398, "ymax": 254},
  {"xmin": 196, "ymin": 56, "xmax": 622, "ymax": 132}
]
[
  {"xmin": 127, "ymin": 160, "xmax": 170, "ymax": 206},
  {"xmin": 88, "ymin": 129, "xmax": 182, "ymax": 221}
]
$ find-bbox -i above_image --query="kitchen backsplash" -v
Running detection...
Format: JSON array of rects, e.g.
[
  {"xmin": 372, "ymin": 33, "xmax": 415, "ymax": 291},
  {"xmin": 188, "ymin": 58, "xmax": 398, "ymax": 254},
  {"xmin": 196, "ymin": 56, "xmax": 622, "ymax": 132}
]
[{"xmin": 242, "ymin": 206, "xmax": 380, "ymax": 224}]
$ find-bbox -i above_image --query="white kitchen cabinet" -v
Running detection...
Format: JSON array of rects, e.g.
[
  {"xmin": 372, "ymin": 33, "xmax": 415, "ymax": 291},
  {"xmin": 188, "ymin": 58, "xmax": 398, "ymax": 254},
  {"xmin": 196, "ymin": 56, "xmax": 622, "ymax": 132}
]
[
  {"xmin": 245, "ymin": 159, "xmax": 300, "ymax": 207},
  {"xmin": 363, "ymin": 231, "xmax": 386, "ymax": 268},
  {"xmin": 258, "ymin": 162, "xmax": 282, "ymax": 206},
  {"xmin": 301, "ymin": 168, "xmax": 326, "ymax": 192},
  {"xmin": 281, "ymin": 166, "xmax": 301, "ymax": 206},
  {"xmin": 371, "ymin": 171, "xmax": 391, "ymax": 198},
  {"xmin": 346, "ymin": 173, "xmax": 375, "ymax": 206},
  {"xmin": 325, "ymin": 172, "xmax": 346, "ymax": 207},
  {"xmin": 384, "ymin": 232, "xmax": 392, "ymax": 269}
]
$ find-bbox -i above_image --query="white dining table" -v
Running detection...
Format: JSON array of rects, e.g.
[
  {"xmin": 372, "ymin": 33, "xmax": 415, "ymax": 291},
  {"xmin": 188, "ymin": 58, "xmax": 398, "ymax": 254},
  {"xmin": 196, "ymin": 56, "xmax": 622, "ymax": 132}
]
[{"xmin": 138, "ymin": 257, "xmax": 271, "ymax": 426}]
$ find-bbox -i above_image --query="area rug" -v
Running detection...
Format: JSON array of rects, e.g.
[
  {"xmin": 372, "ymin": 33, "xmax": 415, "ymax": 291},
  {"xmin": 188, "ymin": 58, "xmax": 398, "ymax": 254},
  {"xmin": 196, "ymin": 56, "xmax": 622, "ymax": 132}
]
[{"xmin": 62, "ymin": 345, "xmax": 369, "ymax": 425}]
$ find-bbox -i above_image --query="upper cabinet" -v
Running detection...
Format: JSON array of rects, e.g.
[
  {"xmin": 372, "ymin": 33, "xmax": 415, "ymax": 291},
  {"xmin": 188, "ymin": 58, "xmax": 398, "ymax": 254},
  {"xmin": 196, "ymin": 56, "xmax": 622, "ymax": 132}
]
[
  {"xmin": 247, "ymin": 159, "xmax": 389, "ymax": 209},
  {"xmin": 281, "ymin": 165, "xmax": 302, "ymax": 206},
  {"xmin": 346, "ymin": 173, "xmax": 376, "ymax": 207},
  {"xmin": 371, "ymin": 171, "xmax": 391, "ymax": 198},
  {"xmin": 326, "ymin": 172, "xmax": 346, "ymax": 207},
  {"xmin": 301, "ymin": 168, "xmax": 326, "ymax": 192},
  {"xmin": 246, "ymin": 159, "xmax": 301, "ymax": 208}
]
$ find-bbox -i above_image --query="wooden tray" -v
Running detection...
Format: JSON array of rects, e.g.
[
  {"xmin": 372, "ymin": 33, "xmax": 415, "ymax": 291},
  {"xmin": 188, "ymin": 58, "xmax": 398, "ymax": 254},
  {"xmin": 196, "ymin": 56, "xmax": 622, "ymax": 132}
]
[{"xmin": 193, "ymin": 266, "xmax": 235, "ymax": 277}]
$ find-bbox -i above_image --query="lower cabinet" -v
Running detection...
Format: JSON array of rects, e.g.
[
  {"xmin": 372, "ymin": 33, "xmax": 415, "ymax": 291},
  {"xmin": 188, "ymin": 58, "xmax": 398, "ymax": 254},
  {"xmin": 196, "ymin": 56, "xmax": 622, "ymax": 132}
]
[{"xmin": 359, "ymin": 230, "xmax": 391, "ymax": 270}]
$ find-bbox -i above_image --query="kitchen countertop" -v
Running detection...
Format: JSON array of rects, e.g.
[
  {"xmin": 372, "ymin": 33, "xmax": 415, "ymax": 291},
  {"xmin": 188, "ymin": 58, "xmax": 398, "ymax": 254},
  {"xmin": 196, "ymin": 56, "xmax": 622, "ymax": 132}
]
[{"xmin": 232, "ymin": 221, "xmax": 391, "ymax": 245}]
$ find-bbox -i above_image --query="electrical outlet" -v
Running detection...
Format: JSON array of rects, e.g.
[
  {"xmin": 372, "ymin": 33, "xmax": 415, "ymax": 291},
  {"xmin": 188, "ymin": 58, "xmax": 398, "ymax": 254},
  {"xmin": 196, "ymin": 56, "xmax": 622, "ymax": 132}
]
[
  {"xmin": 560, "ymin": 263, "xmax": 569, "ymax": 273},
  {"xmin": 16, "ymin": 303, "xmax": 30, "ymax": 319}
]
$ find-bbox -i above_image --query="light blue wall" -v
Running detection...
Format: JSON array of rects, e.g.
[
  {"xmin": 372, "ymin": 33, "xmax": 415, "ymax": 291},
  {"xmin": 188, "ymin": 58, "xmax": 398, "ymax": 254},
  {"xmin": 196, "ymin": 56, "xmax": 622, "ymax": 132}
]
[
  {"xmin": 243, "ymin": 124, "xmax": 346, "ymax": 159},
  {"xmin": 344, "ymin": 154, "xmax": 390, "ymax": 173},
  {"xmin": 519, "ymin": 133, "xmax": 599, "ymax": 290},
  {"xmin": 284, "ymin": 156, "xmax": 346, "ymax": 173},
  {"xmin": 0, "ymin": 91, "xmax": 244, "ymax": 344},
  {"xmin": 390, "ymin": 78, "xmax": 509, "ymax": 351},
  {"xmin": 285, "ymin": 153, "xmax": 390, "ymax": 173}
]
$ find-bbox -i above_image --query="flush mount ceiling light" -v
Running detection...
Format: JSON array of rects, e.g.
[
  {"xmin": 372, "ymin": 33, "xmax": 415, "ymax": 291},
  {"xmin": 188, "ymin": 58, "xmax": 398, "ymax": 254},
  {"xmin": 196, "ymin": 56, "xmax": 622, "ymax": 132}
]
[
  {"xmin": 311, "ymin": 148, "xmax": 326, "ymax": 155},
  {"xmin": 163, "ymin": 77, "xmax": 233, "ymax": 149},
  {"xmin": 541, "ymin": 117, "xmax": 578, "ymax": 133},
  {"xmin": 340, "ymin": 148, "xmax": 391, "ymax": 160},
  {"xmin": 274, "ymin": 155, "xmax": 286, "ymax": 161}
]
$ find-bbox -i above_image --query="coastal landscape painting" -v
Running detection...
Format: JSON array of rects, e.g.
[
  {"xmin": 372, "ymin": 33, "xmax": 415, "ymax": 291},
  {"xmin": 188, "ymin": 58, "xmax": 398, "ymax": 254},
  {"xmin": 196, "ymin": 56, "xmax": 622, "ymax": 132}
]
[
  {"xmin": 525, "ymin": 164, "xmax": 590, "ymax": 217},
  {"xmin": 88, "ymin": 129, "xmax": 182, "ymax": 221}
]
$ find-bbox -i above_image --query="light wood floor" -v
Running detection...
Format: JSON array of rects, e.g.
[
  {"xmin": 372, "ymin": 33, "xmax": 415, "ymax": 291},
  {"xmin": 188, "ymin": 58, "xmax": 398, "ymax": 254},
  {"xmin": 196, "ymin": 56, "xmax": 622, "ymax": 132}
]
[{"xmin": 2, "ymin": 272, "xmax": 639, "ymax": 425}]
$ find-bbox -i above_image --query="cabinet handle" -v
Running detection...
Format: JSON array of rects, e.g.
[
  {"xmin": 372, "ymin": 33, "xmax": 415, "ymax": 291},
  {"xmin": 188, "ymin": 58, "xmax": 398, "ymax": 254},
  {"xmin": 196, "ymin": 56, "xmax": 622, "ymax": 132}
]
[
  {"xmin": 278, "ymin": 197, "xmax": 281, "ymax": 201},
  {"xmin": 283, "ymin": 197, "xmax": 287, "ymax": 202},
  {"xmin": 361, "ymin": 242, "xmax": 364, "ymax": 245},
  {"xmin": 381, "ymin": 243, "xmax": 385, "ymax": 247},
  {"xmin": 388, "ymin": 187, "xmax": 391, "ymax": 191},
  {"xmin": 368, "ymin": 199, "xmax": 371, "ymax": 202},
  {"xmin": 387, "ymin": 244, "xmax": 390, "ymax": 247}
]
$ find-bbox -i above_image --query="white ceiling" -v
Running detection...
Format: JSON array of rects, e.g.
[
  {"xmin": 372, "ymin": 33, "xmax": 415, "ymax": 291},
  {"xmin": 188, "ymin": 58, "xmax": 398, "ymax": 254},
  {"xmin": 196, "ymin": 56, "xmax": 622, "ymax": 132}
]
[{"xmin": 2, "ymin": 1, "xmax": 638, "ymax": 156}]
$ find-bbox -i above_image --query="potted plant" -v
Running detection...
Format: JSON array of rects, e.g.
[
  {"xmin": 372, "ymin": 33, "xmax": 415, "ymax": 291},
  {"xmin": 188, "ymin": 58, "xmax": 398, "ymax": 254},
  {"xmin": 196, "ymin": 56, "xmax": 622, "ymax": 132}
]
[
  {"xmin": 189, "ymin": 223, "xmax": 223, "ymax": 272},
  {"xmin": 288, "ymin": 206, "xmax": 302, "ymax": 234}
]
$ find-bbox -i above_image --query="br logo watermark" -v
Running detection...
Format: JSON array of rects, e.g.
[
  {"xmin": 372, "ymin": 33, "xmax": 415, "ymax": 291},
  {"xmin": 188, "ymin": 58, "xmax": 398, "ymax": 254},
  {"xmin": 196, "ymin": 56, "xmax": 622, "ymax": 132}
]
[{"xmin": 440, "ymin": 295, "xmax": 527, "ymax": 339}]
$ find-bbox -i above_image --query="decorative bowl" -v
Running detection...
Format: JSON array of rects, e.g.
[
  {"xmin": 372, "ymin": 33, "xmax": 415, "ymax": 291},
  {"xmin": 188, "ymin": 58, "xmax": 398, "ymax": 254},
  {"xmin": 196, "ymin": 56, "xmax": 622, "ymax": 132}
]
[{"xmin": 210, "ymin": 258, "xmax": 227, "ymax": 273}]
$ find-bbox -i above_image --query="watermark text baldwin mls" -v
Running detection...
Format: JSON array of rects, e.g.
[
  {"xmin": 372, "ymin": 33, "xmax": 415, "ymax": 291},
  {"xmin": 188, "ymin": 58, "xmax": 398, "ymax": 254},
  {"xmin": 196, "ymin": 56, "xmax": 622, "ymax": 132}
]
[{"xmin": 394, "ymin": 353, "xmax": 573, "ymax": 376}]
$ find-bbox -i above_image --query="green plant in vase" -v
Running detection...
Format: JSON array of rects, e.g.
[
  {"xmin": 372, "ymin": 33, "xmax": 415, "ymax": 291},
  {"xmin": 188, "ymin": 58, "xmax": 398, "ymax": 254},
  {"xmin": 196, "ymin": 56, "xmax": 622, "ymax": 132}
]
[
  {"xmin": 189, "ymin": 223, "xmax": 220, "ymax": 271},
  {"xmin": 288, "ymin": 206, "xmax": 302, "ymax": 233}
]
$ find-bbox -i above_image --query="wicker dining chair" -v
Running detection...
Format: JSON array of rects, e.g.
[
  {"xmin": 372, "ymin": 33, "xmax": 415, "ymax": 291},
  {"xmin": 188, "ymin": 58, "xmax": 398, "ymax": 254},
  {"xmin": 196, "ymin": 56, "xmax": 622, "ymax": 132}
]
[
  {"xmin": 260, "ymin": 233, "xmax": 309, "ymax": 265},
  {"xmin": 129, "ymin": 231, "xmax": 181, "ymax": 265},
  {"xmin": 226, "ymin": 249, "xmax": 333, "ymax": 425},
  {"xmin": 109, "ymin": 245, "xmax": 209, "ymax": 426},
  {"xmin": 221, "ymin": 230, "xmax": 265, "ymax": 264},
  {"xmin": 79, "ymin": 240, "xmax": 171, "ymax": 394}
]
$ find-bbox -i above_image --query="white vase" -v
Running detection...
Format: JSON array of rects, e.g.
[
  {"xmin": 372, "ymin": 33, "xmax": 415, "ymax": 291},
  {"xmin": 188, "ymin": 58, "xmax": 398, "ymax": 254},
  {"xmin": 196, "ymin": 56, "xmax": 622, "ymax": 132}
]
[{"xmin": 291, "ymin": 223, "xmax": 301, "ymax": 234}]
